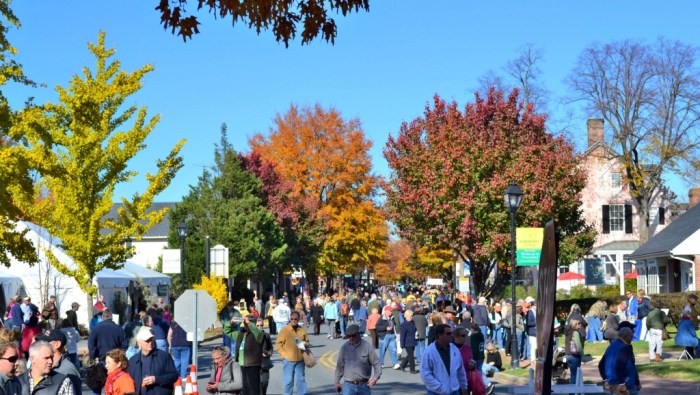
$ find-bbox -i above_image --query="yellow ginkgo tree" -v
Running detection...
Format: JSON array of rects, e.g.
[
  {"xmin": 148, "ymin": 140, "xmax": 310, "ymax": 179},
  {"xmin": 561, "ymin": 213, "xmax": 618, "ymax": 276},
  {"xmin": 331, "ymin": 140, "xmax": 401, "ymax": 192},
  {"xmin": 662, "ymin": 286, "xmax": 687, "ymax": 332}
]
[{"xmin": 7, "ymin": 32, "xmax": 185, "ymax": 298}]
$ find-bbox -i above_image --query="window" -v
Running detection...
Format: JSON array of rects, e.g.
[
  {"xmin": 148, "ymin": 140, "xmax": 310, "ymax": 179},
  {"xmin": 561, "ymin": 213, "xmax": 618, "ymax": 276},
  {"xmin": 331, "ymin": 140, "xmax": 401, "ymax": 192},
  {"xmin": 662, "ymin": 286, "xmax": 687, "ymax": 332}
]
[
  {"xmin": 609, "ymin": 204, "xmax": 624, "ymax": 232},
  {"xmin": 602, "ymin": 204, "xmax": 633, "ymax": 234},
  {"xmin": 611, "ymin": 172, "xmax": 622, "ymax": 189}
]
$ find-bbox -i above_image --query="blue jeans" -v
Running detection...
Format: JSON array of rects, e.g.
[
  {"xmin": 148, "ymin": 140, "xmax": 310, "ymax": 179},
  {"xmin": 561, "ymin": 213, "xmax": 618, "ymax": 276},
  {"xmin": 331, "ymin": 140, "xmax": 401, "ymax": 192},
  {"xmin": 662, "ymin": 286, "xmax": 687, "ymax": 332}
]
[
  {"xmin": 480, "ymin": 325, "xmax": 489, "ymax": 342},
  {"xmin": 126, "ymin": 346, "xmax": 139, "ymax": 360},
  {"xmin": 519, "ymin": 331, "xmax": 529, "ymax": 359},
  {"xmin": 415, "ymin": 338, "xmax": 426, "ymax": 362},
  {"xmin": 494, "ymin": 326, "xmax": 505, "ymax": 349},
  {"xmin": 339, "ymin": 316, "xmax": 347, "ymax": 336},
  {"xmin": 475, "ymin": 360, "xmax": 491, "ymax": 386},
  {"xmin": 566, "ymin": 354, "xmax": 582, "ymax": 384},
  {"xmin": 172, "ymin": 346, "xmax": 192, "ymax": 379},
  {"xmin": 342, "ymin": 382, "xmax": 371, "ymax": 395},
  {"xmin": 586, "ymin": 317, "xmax": 604, "ymax": 342},
  {"xmin": 156, "ymin": 338, "xmax": 169, "ymax": 353},
  {"xmin": 379, "ymin": 334, "xmax": 398, "ymax": 366},
  {"xmin": 282, "ymin": 359, "xmax": 307, "ymax": 395}
]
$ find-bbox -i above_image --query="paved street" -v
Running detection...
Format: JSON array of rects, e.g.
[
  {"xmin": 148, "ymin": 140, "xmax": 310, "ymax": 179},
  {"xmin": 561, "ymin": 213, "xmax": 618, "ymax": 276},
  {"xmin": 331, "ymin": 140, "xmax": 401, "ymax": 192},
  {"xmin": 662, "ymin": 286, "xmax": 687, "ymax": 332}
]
[{"xmin": 192, "ymin": 332, "xmax": 513, "ymax": 395}]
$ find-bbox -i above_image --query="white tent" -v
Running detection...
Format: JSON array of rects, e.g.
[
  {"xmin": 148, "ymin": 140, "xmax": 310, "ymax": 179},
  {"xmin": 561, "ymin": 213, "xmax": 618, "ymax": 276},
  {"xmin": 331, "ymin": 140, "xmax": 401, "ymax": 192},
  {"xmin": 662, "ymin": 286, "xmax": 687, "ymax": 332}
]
[
  {"xmin": 0, "ymin": 271, "xmax": 24, "ymax": 318},
  {"xmin": 120, "ymin": 261, "xmax": 171, "ymax": 306}
]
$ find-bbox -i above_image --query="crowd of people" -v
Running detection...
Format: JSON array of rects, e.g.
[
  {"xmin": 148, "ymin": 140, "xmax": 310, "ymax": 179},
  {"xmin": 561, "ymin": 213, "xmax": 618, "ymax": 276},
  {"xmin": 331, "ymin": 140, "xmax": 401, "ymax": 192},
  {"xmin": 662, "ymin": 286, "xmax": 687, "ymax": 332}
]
[{"xmin": 1, "ymin": 285, "xmax": 697, "ymax": 395}]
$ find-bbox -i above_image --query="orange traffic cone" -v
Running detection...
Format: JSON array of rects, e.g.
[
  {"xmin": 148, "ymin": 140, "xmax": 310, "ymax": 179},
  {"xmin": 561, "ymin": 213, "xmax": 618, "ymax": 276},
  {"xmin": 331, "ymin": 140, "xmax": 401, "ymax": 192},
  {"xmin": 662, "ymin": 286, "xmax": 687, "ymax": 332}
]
[
  {"xmin": 189, "ymin": 364, "xmax": 199, "ymax": 395},
  {"xmin": 184, "ymin": 374, "xmax": 193, "ymax": 395},
  {"xmin": 174, "ymin": 378, "xmax": 183, "ymax": 395}
]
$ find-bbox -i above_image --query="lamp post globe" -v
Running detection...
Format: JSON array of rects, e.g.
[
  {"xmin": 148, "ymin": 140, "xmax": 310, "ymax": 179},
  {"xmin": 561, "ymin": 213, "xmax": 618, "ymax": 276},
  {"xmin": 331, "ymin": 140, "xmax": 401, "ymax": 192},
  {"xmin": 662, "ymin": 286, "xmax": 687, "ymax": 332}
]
[
  {"xmin": 176, "ymin": 221, "xmax": 188, "ymax": 289},
  {"xmin": 503, "ymin": 181, "xmax": 523, "ymax": 369}
]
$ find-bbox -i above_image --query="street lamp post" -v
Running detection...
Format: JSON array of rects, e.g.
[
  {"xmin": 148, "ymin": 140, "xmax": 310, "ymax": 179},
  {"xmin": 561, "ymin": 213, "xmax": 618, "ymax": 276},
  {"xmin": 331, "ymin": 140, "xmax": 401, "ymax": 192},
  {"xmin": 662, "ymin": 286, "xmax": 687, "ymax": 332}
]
[
  {"xmin": 504, "ymin": 181, "xmax": 523, "ymax": 369},
  {"xmin": 177, "ymin": 221, "xmax": 188, "ymax": 290}
]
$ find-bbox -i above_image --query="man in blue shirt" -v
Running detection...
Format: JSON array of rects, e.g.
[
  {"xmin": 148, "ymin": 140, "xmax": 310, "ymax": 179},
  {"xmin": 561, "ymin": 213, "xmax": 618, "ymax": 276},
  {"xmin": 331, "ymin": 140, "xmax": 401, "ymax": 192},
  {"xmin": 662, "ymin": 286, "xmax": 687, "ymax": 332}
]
[{"xmin": 598, "ymin": 327, "xmax": 640, "ymax": 394}]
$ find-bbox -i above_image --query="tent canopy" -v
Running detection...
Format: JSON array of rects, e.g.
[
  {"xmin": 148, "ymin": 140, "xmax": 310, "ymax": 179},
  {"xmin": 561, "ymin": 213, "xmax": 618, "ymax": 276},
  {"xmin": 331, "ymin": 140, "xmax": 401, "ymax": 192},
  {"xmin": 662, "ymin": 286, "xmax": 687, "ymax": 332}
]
[
  {"xmin": 558, "ymin": 271, "xmax": 585, "ymax": 281},
  {"xmin": 121, "ymin": 261, "xmax": 170, "ymax": 286}
]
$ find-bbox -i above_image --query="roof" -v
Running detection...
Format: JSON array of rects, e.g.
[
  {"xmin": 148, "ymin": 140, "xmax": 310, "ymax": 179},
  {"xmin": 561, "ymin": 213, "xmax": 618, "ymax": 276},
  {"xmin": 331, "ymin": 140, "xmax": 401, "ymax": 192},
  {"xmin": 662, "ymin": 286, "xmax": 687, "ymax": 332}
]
[
  {"xmin": 105, "ymin": 202, "xmax": 177, "ymax": 238},
  {"xmin": 558, "ymin": 271, "xmax": 585, "ymax": 281},
  {"xmin": 594, "ymin": 240, "xmax": 640, "ymax": 252},
  {"xmin": 629, "ymin": 203, "xmax": 700, "ymax": 260}
]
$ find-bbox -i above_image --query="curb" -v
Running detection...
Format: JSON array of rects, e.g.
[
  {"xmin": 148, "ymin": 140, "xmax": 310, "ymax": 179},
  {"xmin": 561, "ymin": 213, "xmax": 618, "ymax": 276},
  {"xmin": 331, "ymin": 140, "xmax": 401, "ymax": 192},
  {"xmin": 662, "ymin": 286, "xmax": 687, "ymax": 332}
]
[{"xmin": 493, "ymin": 371, "xmax": 531, "ymax": 386}]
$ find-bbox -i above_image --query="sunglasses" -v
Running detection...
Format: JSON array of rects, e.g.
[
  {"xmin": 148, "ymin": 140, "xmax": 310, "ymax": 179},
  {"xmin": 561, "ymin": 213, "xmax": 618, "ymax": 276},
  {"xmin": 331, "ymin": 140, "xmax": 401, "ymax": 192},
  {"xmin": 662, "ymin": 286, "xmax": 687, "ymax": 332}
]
[
  {"xmin": 1, "ymin": 355, "xmax": 19, "ymax": 363},
  {"xmin": 256, "ymin": 324, "xmax": 264, "ymax": 328},
  {"xmin": 444, "ymin": 332, "xmax": 454, "ymax": 336}
]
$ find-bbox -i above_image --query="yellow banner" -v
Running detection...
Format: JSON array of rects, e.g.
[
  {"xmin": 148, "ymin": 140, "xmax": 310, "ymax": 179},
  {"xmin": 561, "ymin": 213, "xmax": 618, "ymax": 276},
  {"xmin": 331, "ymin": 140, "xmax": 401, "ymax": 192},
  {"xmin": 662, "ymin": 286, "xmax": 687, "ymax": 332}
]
[{"xmin": 516, "ymin": 227, "xmax": 544, "ymax": 266}]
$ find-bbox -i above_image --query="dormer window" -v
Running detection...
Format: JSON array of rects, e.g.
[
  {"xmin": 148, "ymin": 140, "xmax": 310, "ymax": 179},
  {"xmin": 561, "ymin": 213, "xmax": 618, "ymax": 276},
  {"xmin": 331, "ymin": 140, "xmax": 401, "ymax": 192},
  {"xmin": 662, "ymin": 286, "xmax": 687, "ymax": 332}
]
[{"xmin": 611, "ymin": 172, "xmax": 622, "ymax": 189}]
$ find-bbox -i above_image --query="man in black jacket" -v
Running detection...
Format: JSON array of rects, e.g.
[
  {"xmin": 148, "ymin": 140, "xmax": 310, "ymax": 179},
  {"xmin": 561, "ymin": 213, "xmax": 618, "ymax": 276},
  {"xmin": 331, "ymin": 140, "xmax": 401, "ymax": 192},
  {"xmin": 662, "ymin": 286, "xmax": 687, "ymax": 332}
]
[
  {"xmin": 18, "ymin": 341, "xmax": 75, "ymax": 395},
  {"xmin": 88, "ymin": 309, "xmax": 127, "ymax": 362},
  {"xmin": 129, "ymin": 326, "xmax": 179, "ymax": 395}
]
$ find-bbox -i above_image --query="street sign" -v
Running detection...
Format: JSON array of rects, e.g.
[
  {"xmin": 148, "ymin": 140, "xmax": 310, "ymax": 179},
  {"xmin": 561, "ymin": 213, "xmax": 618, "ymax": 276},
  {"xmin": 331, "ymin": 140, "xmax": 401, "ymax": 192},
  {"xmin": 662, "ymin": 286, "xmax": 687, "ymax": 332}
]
[{"xmin": 174, "ymin": 290, "xmax": 218, "ymax": 369}]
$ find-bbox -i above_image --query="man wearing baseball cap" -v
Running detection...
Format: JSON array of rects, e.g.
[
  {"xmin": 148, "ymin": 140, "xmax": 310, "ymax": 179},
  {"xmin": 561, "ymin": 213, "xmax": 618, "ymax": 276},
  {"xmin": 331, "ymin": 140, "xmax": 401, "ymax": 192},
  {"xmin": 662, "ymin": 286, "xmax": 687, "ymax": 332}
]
[
  {"xmin": 36, "ymin": 329, "xmax": 82, "ymax": 391},
  {"xmin": 128, "ymin": 326, "xmax": 178, "ymax": 395}
]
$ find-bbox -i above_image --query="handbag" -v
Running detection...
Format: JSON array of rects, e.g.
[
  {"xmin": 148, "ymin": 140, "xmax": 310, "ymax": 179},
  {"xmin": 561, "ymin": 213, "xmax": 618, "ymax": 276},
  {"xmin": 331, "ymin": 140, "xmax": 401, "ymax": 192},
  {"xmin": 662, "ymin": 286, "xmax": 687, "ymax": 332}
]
[
  {"xmin": 302, "ymin": 349, "xmax": 317, "ymax": 368},
  {"xmin": 261, "ymin": 357, "xmax": 274, "ymax": 371},
  {"xmin": 662, "ymin": 328, "xmax": 670, "ymax": 341}
]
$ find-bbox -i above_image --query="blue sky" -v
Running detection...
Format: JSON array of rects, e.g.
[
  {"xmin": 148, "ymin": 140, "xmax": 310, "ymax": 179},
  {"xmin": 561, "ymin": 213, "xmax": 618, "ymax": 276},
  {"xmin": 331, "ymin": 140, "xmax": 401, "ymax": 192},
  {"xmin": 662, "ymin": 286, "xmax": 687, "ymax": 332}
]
[{"xmin": 5, "ymin": 1, "xmax": 700, "ymax": 202}]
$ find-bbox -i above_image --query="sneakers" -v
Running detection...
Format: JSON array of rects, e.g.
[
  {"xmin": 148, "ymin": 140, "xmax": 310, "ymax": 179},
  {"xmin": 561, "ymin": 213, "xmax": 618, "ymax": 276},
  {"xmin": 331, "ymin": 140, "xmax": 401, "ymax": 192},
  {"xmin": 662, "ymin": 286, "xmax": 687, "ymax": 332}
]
[
  {"xmin": 487, "ymin": 383, "xmax": 495, "ymax": 394},
  {"xmin": 393, "ymin": 363, "xmax": 401, "ymax": 370}
]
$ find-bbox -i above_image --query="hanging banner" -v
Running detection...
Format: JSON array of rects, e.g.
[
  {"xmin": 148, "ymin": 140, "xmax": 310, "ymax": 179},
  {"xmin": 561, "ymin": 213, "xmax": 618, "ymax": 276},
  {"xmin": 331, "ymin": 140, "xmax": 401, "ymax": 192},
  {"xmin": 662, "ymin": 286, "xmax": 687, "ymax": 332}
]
[
  {"xmin": 458, "ymin": 277, "xmax": 470, "ymax": 293},
  {"xmin": 584, "ymin": 258, "xmax": 606, "ymax": 286},
  {"xmin": 516, "ymin": 227, "xmax": 544, "ymax": 266}
]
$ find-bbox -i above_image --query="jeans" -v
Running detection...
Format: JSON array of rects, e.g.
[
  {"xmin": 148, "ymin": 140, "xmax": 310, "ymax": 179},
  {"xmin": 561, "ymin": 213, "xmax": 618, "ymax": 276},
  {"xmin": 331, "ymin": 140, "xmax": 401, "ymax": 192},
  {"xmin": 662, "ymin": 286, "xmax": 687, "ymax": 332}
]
[
  {"xmin": 519, "ymin": 331, "xmax": 529, "ymax": 359},
  {"xmin": 156, "ymin": 338, "xmax": 169, "ymax": 353},
  {"xmin": 586, "ymin": 317, "xmax": 604, "ymax": 342},
  {"xmin": 327, "ymin": 319, "xmax": 336, "ymax": 337},
  {"xmin": 565, "ymin": 354, "xmax": 582, "ymax": 384},
  {"xmin": 494, "ymin": 326, "xmax": 505, "ymax": 349},
  {"xmin": 482, "ymin": 363, "xmax": 498, "ymax": 376},
  {"xmin": 172, "ymin": 346, "xmax": 192, "ymax": 379},
  {"xmin": 126, "ymin": 346, "xmax": 139, "ymax": 360},
  {"xmin": 67, "ymin": 353, "xmax": 79, "ymax": 369},
  {"xmin": 475, "ymin": 360, "xmax": 491, "ymax": 386},
  {"xmin": 415, "ymin": 338, "xmax": 426, "ymax": 362},
  {"xmin": 339, "ymin": 316, "xmax": 347, "ymax": 336},
  {"xmin": 379, "ymin": 334, "xmax": 398, "ymax": 366},
  {"xmin": 282, "ymin": 359, "xmax": 307, "ymax": 395},
  {"xmin": 342, "ymin": 382, "xmax": 371, "ymax": 395},
  {"xmin": 480, "ymin": 325, "xmax": 489, "ymax": 343}
]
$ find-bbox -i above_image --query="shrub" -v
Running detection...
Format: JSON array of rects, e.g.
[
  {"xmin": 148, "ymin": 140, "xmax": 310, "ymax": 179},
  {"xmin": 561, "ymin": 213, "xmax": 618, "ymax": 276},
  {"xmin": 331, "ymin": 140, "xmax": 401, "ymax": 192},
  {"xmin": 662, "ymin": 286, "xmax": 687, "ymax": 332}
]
[
  {"xmin": 193, "ymin": 275, "xmax": 228, "ymax": 312},
  {"xmin": 569, "ymin": 284, "xmax": 594, "ymax": 299}
]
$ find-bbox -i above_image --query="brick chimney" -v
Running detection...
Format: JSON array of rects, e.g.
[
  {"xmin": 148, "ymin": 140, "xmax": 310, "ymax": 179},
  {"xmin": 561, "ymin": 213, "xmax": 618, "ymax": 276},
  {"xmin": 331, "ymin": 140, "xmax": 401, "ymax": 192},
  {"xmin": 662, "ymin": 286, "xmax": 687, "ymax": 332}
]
[
  {"xmin": 689, "ymin": 186, "xmax": 700, "ymax": 208},
  {"xmin": 587, "ymin": 119, "xmax": 604, "ymax": 148}
]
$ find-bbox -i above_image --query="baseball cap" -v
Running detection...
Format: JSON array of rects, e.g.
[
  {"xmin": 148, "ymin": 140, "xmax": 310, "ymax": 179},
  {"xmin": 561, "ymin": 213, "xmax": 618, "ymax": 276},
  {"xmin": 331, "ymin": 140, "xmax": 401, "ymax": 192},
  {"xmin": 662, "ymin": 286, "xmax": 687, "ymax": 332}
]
[
  {"xmin": 525, "ymin": 296, "xmax": 535, "ymax": 304},
  {"xmin": 36, "ymin": 330, "xmax": 67, "ymax": 347},
  {"xmin": 71, "ymin": 302, "xmax": 80, "ymax": 308},
  {"xmin": 135, "ymin": 326, "xmax": 155, "ymax": 341},
  {"xmin": 346, "ymin": 324, "xmax": 360, "ymax": 336}
]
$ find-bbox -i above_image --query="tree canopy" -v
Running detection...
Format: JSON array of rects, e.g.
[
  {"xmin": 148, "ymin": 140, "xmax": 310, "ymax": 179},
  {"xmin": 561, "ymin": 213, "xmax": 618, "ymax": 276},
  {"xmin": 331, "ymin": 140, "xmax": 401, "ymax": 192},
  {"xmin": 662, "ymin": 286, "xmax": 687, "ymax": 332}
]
[
  {"xmin": 6, "ymin": 32, "xmax": 185, "ymax": 295},
  {"xmin": 156, "ymin": 0, "xmax": 370, "ymax": 46},
  {"xmin": 383, "ymin": 89, "xmax": 595, "ymax": 296},
  {"xmin": 249, "ymin": 104, "xmax": 386, "ymax": 282},
  {"xmin": 568, "ymin": 38, "xmax": 700, "ymax": 242},
  {"xmin": 169, "ymin": 124, "xmax": 287, "ymax": 293}
]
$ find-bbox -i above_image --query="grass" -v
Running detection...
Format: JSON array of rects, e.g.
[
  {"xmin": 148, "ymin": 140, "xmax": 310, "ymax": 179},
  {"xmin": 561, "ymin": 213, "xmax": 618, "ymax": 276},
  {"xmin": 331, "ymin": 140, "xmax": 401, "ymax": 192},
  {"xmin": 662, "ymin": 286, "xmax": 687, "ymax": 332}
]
[{"xmin": 637, "ymin": 358, "xmax": 700, "ymax": 381}]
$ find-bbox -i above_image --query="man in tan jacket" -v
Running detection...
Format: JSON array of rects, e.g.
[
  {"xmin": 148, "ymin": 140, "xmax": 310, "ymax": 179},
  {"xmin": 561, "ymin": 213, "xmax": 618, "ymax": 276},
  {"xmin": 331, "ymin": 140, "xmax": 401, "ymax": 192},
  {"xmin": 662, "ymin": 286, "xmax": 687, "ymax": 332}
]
[{"xmin": 275, "ymin": 310, "xmax": 310, "ymax": 394}]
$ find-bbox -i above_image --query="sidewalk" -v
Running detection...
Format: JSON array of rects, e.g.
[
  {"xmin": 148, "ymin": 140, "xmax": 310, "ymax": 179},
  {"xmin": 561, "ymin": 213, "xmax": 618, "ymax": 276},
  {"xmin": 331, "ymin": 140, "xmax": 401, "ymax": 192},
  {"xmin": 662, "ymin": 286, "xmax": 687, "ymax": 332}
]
[{"xmin": 493, "ymin": 348, "xmax": 700, "ymax": 394}]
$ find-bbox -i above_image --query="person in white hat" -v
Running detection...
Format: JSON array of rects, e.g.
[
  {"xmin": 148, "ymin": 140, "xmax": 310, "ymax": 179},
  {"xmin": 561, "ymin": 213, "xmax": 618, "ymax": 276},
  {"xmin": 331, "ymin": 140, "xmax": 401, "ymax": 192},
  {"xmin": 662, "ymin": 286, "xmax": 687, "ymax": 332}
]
[{"xmin": 128, "ymin": 326, "xmax": 178, "ymax": 395}]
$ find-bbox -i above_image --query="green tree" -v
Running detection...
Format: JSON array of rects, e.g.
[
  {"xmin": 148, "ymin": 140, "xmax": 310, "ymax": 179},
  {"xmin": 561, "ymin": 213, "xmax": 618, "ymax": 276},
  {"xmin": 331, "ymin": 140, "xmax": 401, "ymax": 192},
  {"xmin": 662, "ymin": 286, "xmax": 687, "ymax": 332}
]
[
  {"xmin": 0, "ymin": 1, "xmax": 38, "ymax": 267},
  {"xmin": 169, "ymin": 124, "xmax": 287, "ymax": 293},
  {"xmin": 6, "ymin": 32, "xmax": 185, "ymax": 296}
]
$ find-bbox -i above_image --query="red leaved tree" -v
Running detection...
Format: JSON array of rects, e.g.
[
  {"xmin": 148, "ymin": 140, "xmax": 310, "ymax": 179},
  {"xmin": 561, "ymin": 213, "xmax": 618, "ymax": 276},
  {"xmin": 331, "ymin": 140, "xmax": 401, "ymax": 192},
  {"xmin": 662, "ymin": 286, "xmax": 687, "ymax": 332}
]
[{"xmin": 383, "ymin": 88, "xmax": 595, "ymax": 297}]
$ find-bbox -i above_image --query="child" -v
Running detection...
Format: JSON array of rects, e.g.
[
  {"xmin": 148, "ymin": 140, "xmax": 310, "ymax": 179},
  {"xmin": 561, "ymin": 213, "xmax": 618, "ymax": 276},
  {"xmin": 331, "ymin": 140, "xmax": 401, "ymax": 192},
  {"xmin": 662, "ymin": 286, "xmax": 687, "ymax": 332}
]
[{"xmin": 484, "ymin": 343, "xmax": 502, "ymax": 377}]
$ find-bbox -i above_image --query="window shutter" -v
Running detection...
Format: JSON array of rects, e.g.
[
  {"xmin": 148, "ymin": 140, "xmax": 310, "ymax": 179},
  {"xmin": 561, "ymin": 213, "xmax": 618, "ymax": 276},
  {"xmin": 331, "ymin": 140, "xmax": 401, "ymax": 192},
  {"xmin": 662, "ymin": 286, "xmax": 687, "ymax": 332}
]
[
  {"xmin": 659, "ymin": 207, "xmax": 666, "ymax": 225},
  {"xmin": 602, "ymin": 205, "xmax": 610, "ymax": 234},
  {"xmin": 625, "ymin": 204, "xmax": 633, "ymax": 234}
]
